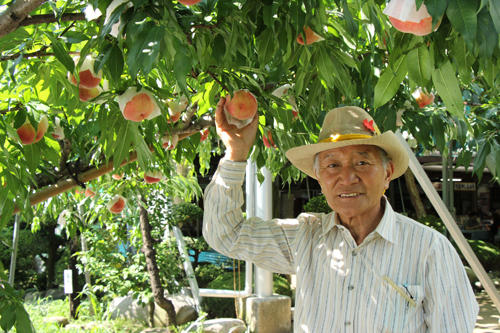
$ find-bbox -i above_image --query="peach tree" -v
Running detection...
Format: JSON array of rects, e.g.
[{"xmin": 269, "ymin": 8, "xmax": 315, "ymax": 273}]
[{"xmin": 0, "ymin": 0, "xmax": 499, "ymax": 330}]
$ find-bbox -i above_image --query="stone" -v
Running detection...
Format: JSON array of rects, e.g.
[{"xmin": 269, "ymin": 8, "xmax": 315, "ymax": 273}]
[
  {"xmin": 140, "ymin": 329, "xmax": 170, "ymax": 333},
  {"xmin": 43, "ymin": 316, "xmax": 69, "ymax": 327},
  {"xmin": 186, "ymin": 318, "xmax": 246, "ymax": 332},
  {"xmin": 246, "ymin": 295, "xmax": 291, "ymax": 333},
  {"xmin": 109, "ymin": 293, "xmax": 198, "ymax": 327}
]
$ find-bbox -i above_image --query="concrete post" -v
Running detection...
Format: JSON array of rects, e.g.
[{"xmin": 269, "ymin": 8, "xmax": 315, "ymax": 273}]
[{"xmin": 245, "ymin": 163, "xmax": 292, "ymax": 332}]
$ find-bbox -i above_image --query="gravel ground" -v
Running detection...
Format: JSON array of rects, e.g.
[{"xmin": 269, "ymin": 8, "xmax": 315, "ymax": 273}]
[{"xmin": 475, "ymin": 291, "xmax": 500, "ymax": 333}]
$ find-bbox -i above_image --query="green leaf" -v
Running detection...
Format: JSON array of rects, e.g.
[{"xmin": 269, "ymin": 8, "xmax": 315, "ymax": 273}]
[
  {"xmin": 14, "ymin": 303, "xmax": 34, "ymax": 333},
  {"xmin": 446, "ymin": 0, "xmax": 477, "ymax": 49},
  {"xmin": 474, "ymin": 140, "xmax": 491, "ymax": 180},
  {"xmin": 451, "ymin": 37, "xmax": 474, "ymax": 84},
  {"xmin": 0, "ymin": 302, "xmax": 16, "ymax": 331},
  {"xmin": 46, "ymin": 34, "xmax": 74, "ymax": 73},
  {"xmin": 256, "ymin": 28, "xmax": 276, "ymax": 66},
  {"xmin": 489, "ymin": 0, "xmax": 500, "ymax": 34},
  {"xmin": 173, "ymin": 46, "xmax": 192, "ymax": 93},
  {"xmin": 407, "ymin": 45, "xmax": 432, "ymax": 86},
  {"xmin": 112, "ymin": 121, "xmax": 134, "ymax": 169},
  {"xmin": 106, "ymin": 45, "xmax": 124, "ymax": 83},
  {"xmin": 485, "ymin": 144, "xmax": 499, "ymax": 179},
  {"xmin": 476, "ymin": 8, "xmax": 498, "ymax": 58},
  {"xmin": 126, "ymin": 25, "xmax": 164, "ymax": 77},
  {"xmin": 130, "ymin": 125, "xmax": 153, "ymax": 171},
  {"xmin": 431, "ymin": 115, "xmax": 446, "ymax": 152},
  {"xmin": 374, "ymin": 55, "xmax": 407, "ymax": 108},
  {"xmin": 431, "ymin": 61, "xmax": 463, "ymax": 118},
  {"xmin": 425, "ymin": 0, "xmax": 449, "ymax": 27},
  {"xmin": 342, "ymin": 0, "xmax": 358, "ymax": 37}
]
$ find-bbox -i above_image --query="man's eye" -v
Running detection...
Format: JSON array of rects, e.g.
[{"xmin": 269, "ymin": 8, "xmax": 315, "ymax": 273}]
[
  {"xmin": 357, "ymin": 161, "xmax": 369, "ymax": 166},
  {"xmin": 325, "ymin": 163, "xmax": 338, "ymax": 168}
]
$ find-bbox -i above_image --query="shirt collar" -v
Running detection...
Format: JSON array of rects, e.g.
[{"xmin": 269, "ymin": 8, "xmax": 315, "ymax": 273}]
[{"xmin": 321, "ymin": 198, "xmax": 397, "ymax": 244}]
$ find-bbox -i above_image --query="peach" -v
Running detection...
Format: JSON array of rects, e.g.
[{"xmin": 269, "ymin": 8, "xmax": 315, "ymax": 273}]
[
  {"xmin": 69, "ymin": 56, "xmax": 102, "ymax": 89},
  {"xmin": 167, "ymin": 95, "xmax": 188, "ymax": 123},
  {"xmin": 271, "ymin": 84, "xmax": 291, "ymax": 98},
  {"xmin": 263, "ymin": 131, "xmax": 277, "ymax": 149},
  {"xmin": 105, "ymin": 0, "xmax": 133, "ymax": 38},
  {"xmin": 144, "ymin": 170, "xmax": 164, "ymax": 184},
  {"xmin": 112, "ymin": 173, "xmax": 123, "ymax": 180},
  {"xmin": 384, "ymin": 0, "xmax": 440, "ymax": 36},
  {"xmin": 51, "ymin": 117, "xmax": 65, "ymax": 140},
  {"xmin": 107, "ymin": 194, "xmax": 126, "ymax": 214},
  {"xmin": 85, "ymin": 188, "xmax": 96, "ymax": 197},
  {"xmin": 223, "ymin": 89, "xmax": 258, "ymax": 128},
  {"xmin": 17, "ymin": 115, "xmax": 48, "ymax": 145},
  {"xmin": 412, "ymin": 88, "xmax": 435, "ymax": 108},
  {"xmin": 117, "ymin": 87, "xmax": 161, "ymax": 122},
  {"xmin": 200, "ymin": 128, "xmax": 209, "ymax": 142},
  {"xmin": 179, "ymin": 0, "xmax": 201, "ymax": 5},
  {"xmin": 79, "ymin": 86, "xmax": 101, "ymax": 102},
  {"xmin": 17, "ymin": 121, "xmax": 36, "ymax": 145},
  {"xmin": 161, "ymin": 134, "xmax": 179, "ymax": 150},
  {"xmin": 33, "ymin": 115, "xmax": 48, "ymax": 143},
  {"xmin": 296, "ymin": 26, "xmax": 324, "ymax": 45}
]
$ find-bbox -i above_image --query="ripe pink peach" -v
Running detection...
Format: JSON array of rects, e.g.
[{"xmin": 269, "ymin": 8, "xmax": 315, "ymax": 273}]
[
  {"xmin": 17, "ymin": 115, "xmax": 48, "ymax": 145},
  {"xmin": 384, "ymin": 0, "xmax": 440, "ymax": 36},
  {"xmin": 412, "ymin": 88, "xmax": 435, "ymax": 108},
  {"xmin": 107, "ymin": 194, "xmax": 126, "ymax": 214},
  {"xmin": 179, "ymin": 0, "xmax": 201, "ymax": 5},
  {"xmin": 17, "ymin": 121, "xmax": 36, "ymax": 145},
  {"xmin": 167, "ymin": 95, "xmax": 188, "ymax": 123},
  {"xmin": 161, "ymin": 134, "xmax": 179, "ymax": 150},
  {"xmin": 224, "ymin": 90, "xmax": 258, "ymax": 128},
  {"xmin": 51, "ymin": 117, "xmax": 65, "ymax": 140},
  {"xmin": 117, "ymin": 87, "xmax": 161, "ymax": 122},
  {"xmin": 200, "ymin": 128, "xmax": 209, "ymax": 142},
  {"xmin": 144, "ymin": 170, "xmax": 164, "ymax": 184},
  {"xmin": 263, "ymin": 131, "xmax": 277, "ymax": 149},
  {"xmin": 85, "ymin": 188, "xmax": 96, "ymax": 197},
  {"xmin": 69, "ymin": 56, "xmax": 102, "ymax": 89},
  {"xmin": 79, "ymin": 86, "xmax": 101, "ymax": 102},
  {"xmin": 296, "ymin": 26, "xmax": 324, "ymax": 45},
  {"xmin": 112, "ymin": 173, "xmax": 123, "ymax": 180}
]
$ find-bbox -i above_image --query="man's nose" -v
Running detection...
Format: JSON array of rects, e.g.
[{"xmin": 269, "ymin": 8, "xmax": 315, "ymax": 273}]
[{"xmin": 338, "ymin": 165, "xmax": 358, "ymax": 184}]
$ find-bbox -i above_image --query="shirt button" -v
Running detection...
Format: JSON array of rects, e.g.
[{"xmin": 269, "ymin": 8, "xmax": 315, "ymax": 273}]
[
  {"xmin": 348, "ymin": 285, "xmax": 354, "ymax": 291},
  {"xmin": 345, "ymin": 321, "xmax": 351, "ymax": 326}
]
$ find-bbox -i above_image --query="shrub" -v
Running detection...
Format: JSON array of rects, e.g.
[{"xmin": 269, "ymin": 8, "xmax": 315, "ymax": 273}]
[{"xmin": 303, "ymin": 195, "xmax": 332, "ymax": 214}]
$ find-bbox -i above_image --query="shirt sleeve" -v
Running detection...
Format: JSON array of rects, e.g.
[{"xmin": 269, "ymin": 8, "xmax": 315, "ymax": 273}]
[
  {"xmin": 202, "ymin": 158, "xmax": 299, "ymax": 274},
  {"xmin": 423, "ymin": 233, "xmax": 479, "ymax": 332}
]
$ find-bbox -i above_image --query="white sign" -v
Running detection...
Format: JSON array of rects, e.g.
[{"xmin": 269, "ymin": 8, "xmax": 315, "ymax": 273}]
[{"xmin": 64, "ymin": 269, "xmax": 73, "ymax": 294}]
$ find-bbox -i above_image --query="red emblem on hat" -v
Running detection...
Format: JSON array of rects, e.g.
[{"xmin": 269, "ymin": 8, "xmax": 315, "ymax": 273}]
[{"xmin": 363, "ymin": 119, "xmax": 375, "ymax": 133}]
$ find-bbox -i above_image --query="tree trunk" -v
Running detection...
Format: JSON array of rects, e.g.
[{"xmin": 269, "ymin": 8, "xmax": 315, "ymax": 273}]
[
  {"xmin": 46, "ymin": 224, "xmax": 57, "ymax": 289},
  {"xmin": 139, "ymin": 198, "xmax": 177, "ymax": 328},
  {"xmin": 404, "ymin": 169, "xmax": 426, "ymax": 219},
  {"xmin": 68, "ymin": 235, "xmax": 81, "ymax": 319}
]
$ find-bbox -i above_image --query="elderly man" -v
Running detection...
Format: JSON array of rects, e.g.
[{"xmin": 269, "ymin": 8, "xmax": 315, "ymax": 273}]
[{"xmin": 203, "ymin": 99, "xmax": 478, "ymax": 332}]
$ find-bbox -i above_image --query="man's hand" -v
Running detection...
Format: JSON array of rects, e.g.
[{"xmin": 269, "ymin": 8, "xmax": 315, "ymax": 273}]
[{"xmin": 215, "ymin": 96, "xmax": 259, "ymax": 162}]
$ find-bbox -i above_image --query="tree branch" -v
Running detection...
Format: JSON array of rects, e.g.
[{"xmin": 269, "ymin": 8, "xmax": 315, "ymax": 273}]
[
  {"xmin": 0, "ymin": 0, "xmax": 46, "ymax": 39},
  {"xmin": 19, "ymin": 13, "xmax": 86, "ymax": 26}
]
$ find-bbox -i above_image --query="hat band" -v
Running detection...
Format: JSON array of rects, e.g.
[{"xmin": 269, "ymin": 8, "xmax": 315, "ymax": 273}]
[{"xmin": 319, "ymin": 133, "xmax": 372, "ymax": 143}]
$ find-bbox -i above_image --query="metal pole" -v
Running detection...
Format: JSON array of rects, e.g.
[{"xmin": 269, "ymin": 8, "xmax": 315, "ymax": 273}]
[
  {"xmin": 396, "ymin": 132, "xmax": 500, "ymax": 313},
  {"xmin": 8, "ymin": 214, "xmax": 21, "ymax": 286},
  {"xmin": 254, "ymin": 166, "xmax": 273, "ymax": 297}
]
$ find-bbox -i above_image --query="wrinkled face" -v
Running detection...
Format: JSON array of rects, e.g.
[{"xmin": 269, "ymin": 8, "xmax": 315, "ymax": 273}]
[{"xmin": 316, "ymin": 145, "xmax": 394, "ymax": 222}]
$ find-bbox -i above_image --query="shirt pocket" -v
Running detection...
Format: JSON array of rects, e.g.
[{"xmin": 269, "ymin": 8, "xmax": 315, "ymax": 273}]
[{"xmin": 378, "ymin": 283, "xmax": 426, "ymax": 333}]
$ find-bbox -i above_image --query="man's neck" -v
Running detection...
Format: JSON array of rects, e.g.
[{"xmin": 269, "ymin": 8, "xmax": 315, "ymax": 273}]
[{"xmin": 337, "ymin": 199, "xmax": 386, "ymax": 245}]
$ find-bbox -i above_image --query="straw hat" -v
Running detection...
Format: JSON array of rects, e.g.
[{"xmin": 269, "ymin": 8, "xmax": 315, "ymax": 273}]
[{"xmin": 285, "ymin": 106, "xmax": 408, "ymax": 180}]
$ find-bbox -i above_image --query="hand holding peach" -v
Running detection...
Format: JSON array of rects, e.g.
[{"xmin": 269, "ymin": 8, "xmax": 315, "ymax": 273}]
[{"xmin": 215, "ymin": 96, "xmax": 259, "ymax": 162}]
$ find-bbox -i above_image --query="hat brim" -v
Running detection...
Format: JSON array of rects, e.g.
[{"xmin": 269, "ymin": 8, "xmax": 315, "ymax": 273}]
[{"xmin": 285, "ymin": 131, "xmax": 408, "ymax": 180}]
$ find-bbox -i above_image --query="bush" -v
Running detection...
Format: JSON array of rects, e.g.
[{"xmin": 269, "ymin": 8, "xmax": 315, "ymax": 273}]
[
  {"xmin": 417, "ymin": 215, "xmax": 447, "ymax": 235},
  {"xmin": 303, "ymin": 195, "xmax": 332, "ymax": 214},
  {"xmin": 201, "ymin": 272, "xmax": 237, "ymax": 318},
  {"xmin": 465, "ymin": 240, "xmax": 500, "ymax": 272}
]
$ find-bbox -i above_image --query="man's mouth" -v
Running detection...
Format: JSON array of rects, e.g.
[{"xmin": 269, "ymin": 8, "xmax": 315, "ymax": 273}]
[{"xmin": 338, "ymin": 193, "xmax": 360, "ymax": 198}]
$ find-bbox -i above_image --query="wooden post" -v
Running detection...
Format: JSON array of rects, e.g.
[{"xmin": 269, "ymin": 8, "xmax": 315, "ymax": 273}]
[{"xmin": 396, "ymin": 132, "xmax": 500, "ymax": 313}]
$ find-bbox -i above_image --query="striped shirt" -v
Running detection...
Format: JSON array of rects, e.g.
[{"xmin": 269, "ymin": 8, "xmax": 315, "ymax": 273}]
[{"xmin": 203, "ymin": 159, "xmax": 479, "ymax": 332}]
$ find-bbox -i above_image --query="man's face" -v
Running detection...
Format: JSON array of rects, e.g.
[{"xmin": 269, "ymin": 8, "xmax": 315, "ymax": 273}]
[{"xmin": 316, "ymin": 145, "xmax": 394, "ymax": 221}]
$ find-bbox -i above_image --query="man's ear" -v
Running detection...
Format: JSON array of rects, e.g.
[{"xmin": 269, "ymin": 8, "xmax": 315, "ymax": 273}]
[{"xmin": 384, "ymin": 161, "xmax": 395, "ymax": 188}]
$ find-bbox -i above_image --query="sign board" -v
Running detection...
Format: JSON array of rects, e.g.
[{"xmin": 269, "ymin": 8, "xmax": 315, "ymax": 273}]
[
  {"xmin": 432, "ymin": 182, "xmax": 476, "ymax": 192},
  {"xmin": 64, "ymin": 269, "xmax": 73, "ymax": 294}
]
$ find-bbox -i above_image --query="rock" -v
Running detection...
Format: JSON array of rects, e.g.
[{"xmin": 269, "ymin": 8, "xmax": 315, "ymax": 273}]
[
  {"xmin": 44, "ymin": 288, "xmax": 66, "ymax": 300},
  {"xmin": 140, "ymin": 329, "xmax": 170, "ymax": 333},
  {"xmin": 186, "ymin": 318, "xmax": 246, "ymax": 333},
  {"xmin": 109, "ymin": 293, "xmax": 198, "ymax": 327},
  {"xmin": 43, "ymin": 316, "xmax": 69, "ymax": 327}
]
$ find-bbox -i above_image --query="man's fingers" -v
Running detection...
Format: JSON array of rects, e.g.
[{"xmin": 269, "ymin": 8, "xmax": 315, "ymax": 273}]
[{"xmin": 215, "ymin": 97, "xmax": 228, "ymax": 128}]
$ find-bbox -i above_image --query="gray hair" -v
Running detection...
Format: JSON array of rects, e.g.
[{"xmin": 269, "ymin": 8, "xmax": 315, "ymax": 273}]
[{"xmin": 313, "ymin": 146, "xmax": 390, "ymax": 178}]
